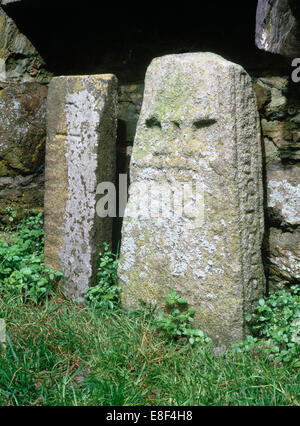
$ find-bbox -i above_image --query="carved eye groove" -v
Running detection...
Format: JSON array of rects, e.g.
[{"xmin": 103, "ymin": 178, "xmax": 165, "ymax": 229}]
[
  {"xmin": 145, "ymin": 117, "xmax": 162, "ymax": 129},
  {"xmin": 172, "ymin": 121, "xmax": 181, "ymax": 129},
  {"xmin": 193, "ymin": 119, "xmax": 217, "ymax": 129}
]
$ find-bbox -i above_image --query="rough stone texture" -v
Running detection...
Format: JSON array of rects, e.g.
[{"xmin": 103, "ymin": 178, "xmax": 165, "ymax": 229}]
[
  {"xmin": 253, "ymin": 75, "xmax": 300, "ymax": 288},
  {"xmin": 0, "ymin": 6, "xmax": 50, "ymax": 220},
  {"xmin": 256, "ymin": 0, "xmax": 300, "ymax": 57},
  {"xmin": 0, "ymin": 6, "xmax": 51, "ymax": 83},
  {"xmin": 266, "ymin": 164, "xmax": 300, "ymax": 288},
  {"xmin": 269, "ymin": 228, "xmax": 300, "ymax": 288},
  {"xmin": 267, "ymin": 163, "xmax": 300, "ymax": 228},
  {"xmin": 254, "ymin": 75, "xmax": 300, "ymax": 164},
  {"xmin": 0, "ymin": 82, "xmax": 47, "ymax": 177},
  {"xmin": 44, "ymin": 74, "xmax": 118, "ymax": 302},
  {"xmin": 118, "ymin": 83, "xmax": 144, "ymax": 143},
  {"xmin": 117, "ymin": 82, "xmax": 144, "ymax": 176},
  {"xmin": 118, "ymin": 53, "xmax": 266, "ymax": 346},
  {"xmin": 117, "ymin": 75, "xmax": 300, "ymax": 292},
  {"xmin": 0, "ymin": 173, "xmax": 44, "ymax": 223},
  {"xmin": 254, "ymin": 75, "xmax": 300, "ymax": 161}
]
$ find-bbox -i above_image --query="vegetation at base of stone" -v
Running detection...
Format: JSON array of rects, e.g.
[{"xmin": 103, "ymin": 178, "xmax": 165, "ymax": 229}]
[
  {"xmin": 0, "ymin": 215, "xmax": 299, "ymax": 405},
  {"xmin": 0, "ymin": 209, "xmax": 62, "ymax": 303},
  {"xmin": 0, "ymin": 292, "xmax": 299, "ymax": 406},
  {"xmin": 156, "ymin": 288, "xmax": 212, "ymax": 346},
  {"xmin": 85, "ymin": 243, "xmax": 120, "ymax": 311},
  {"xmin": 4, "ymin": 206, "xmax": 16, "ymax": 225},
  {"xmin": 235, "ymin": 287, "xmax": 300, "ymax": 367}
]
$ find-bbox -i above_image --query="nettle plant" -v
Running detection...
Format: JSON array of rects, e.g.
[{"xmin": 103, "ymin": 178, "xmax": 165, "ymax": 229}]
[
  {"xmin": 156, "ymin": 288, "xmax": 212, "ymax": 345},
  {"xmin": 86, "ymin": 243, "xmax": 120, "ymax": 310}
]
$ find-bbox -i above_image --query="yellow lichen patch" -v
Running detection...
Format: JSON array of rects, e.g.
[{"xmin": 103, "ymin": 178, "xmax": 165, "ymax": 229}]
[
  {"xmin": 130, "ymin": 84, "xmax": 137, "ymax": 92},
  {"xmin": 31, "ymin": 139, "xmax": 45, "ymax": 165}
]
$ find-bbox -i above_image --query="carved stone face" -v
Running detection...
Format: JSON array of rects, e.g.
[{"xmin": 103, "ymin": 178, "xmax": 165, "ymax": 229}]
[
  {"xmin": 132, "ymin": 59, "xmax": 220, "ymax": 172},
  {"xmin": 119, "ymin": 53, "xmax": 266, "ymax": 346}
]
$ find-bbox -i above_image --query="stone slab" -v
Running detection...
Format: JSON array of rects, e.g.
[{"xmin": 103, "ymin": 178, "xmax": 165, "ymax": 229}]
[
  {"xmin": 44, "ymin": 74, "xmax": 118, "ymax": 302},
  {"xmin": 256, "ymin": 0, "xmax": 300, "ymax": 57},
  {"xmin": 118, "ymin": 53, "xmax": 266, "ymax": 345}
]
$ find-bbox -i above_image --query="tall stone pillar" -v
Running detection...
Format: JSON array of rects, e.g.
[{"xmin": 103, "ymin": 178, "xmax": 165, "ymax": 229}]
[
  {"xmin": 118, "ymin": 53, "xmax": 266, "ymax": 345},
  {"xmin": 44, "ymin": 74, "xmax": 118, "ymax": 302}
]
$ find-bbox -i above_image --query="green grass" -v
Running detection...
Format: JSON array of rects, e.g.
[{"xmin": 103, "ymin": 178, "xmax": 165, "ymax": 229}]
[
  {"xmin": 0, "ymin": 212, "xmax": 299, "ymax": 406},
  {"xmin": 1, "ymin": 291, "xmax": 299, "ymax": 406}
]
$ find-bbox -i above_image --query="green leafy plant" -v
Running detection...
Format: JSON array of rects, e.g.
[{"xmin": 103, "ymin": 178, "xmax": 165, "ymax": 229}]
[
  {"xmin": 0, "ymin": 210, "xmax": 62, "ymax": 303},
  {"xmin": 5, "ymin": 206, "xmax": 17, "ymax": 224},
  {"xmin": 86, "ymin": 243, "xmax": 120, "ymax": 310},
  {"xmin": 156, "ymin": 288, "xmax": 212, "ymax": 345},
  {"xmin": 234, "ymin": 286, "xmax": 300, "ymax": 366}
]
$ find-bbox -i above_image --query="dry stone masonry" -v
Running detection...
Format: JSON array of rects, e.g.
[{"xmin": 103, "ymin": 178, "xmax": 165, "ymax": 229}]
[
  {"xmin": 0, "ymin": 4, "xmax": 51, "ymax": 221},
  {"xmin": 253, "ymin": 75, "xmax": 300, "ymax": 288},
  {"xmin": 0, "ymin": 6, "xmax": 50, "ymax": 84},
  {"xmin": 0, "ymin": 82, "xmax": 47, "ymax": 219},
  {"xmin": 118, "ymin": 53, "xmax": 266, "ymax": 346},
  {"xmin": 44, "ymin": 74, "xmax": 118, "ymax": 302}
]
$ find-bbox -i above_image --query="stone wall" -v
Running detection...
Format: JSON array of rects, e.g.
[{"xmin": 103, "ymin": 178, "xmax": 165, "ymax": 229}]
[
  {"xmin": 0, "ymin": 82, "xmax": 47, "ymax": 221},
  {"xmin": 0, "ymin": 5, "xmax": 51, "ymax": 222},
  {"xmin": 253, "ymin": 75, "xmax": 300, "ymax": 289}
]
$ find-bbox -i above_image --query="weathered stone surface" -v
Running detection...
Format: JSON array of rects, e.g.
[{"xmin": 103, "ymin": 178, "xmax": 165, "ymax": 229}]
[
  {"xmin": 118, "ymin": 83, "xmax": 144, "ymax": 143},
  {"xmin": 254, "ymin": 73, "xmax": 300, "ymax": 289},
  {"xmin": 258, "ymin": 76, "xmax": 290, "ymax": 92},
  {"xmin": 44, "ymin": 74, "xmax": 118, "ymax": 302},
  {"xmin": 252, "ymin": 82, "xmax": 271, "ymax": 112},
  {"xmin": 262, "ymin": 120, "xmax": 299, "ymax": 158},
  {"xmin": 118, "ymin": 53, "xmax": 266, "ymax": 346},
  {"xmin": 256, "ymin": 0, "xmax": 300, "ymax": 57},
  {"xmin": 269, "ymin": 227, "xmax": 300, "ymax": 288},
  {"xmin": 267, "ymin": 163, "xmax": 300, "ymax": 228},
  {"xmin": 0, "ymin": 6, "xmax": 50, "ymax": 83},
  {"xmin": 0, "ymin": 172, "xmax": 44, "ymax": 223},
  {"xmin": 253, "ymin": 76, "xmax": 289, "ymax": 119},
  {"xmin": 0, "ymin": 82, "xmax": 47, "ymax": 177},
  {"xmin": 255, "ymin": 74, "xmax": 300, "ymax": 162},
  {"xmin": 117, "ymin": 82, "xmax": 144, "ymax": 177},
  {"xmin": 266, "ymin": 163, "xmax": 300, "ymax": 288}
]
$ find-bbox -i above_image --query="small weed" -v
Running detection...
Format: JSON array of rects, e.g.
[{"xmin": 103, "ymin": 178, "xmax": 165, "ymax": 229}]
[
  {"xmin": 86, "ymin": 243, "xmax": 120, "ymax": 310},
  {"xmin": 156, "ymin": 288, "xmax": 212, "ymax": 345}
]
